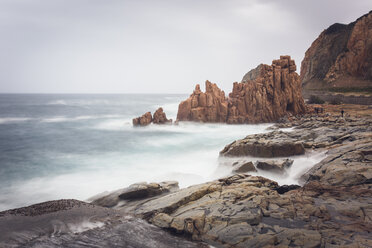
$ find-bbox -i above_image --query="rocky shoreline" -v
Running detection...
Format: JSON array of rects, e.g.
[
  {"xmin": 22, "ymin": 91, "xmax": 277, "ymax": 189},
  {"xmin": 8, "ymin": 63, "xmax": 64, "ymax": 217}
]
[
  {"xmin": 93, "ymin": 112, "xmax": 371, "ymax": 248},
  {"xmin": 2, "ymin": 108, "xmax": 371, "ymax": 247}
]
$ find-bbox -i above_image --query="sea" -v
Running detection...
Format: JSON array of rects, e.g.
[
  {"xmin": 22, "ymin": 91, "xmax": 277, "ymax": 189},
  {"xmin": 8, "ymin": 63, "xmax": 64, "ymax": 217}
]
[{"xmin": 0, "ymin": 94, "xmax": 325, "ymax": 211}]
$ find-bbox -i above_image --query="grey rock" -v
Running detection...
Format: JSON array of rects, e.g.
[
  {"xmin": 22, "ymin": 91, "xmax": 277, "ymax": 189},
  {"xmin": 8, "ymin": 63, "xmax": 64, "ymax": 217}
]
[
  {"xmin": 220, "ymin": 131, "xmax": 305, "ymax": 157},
  {"xmin": 256, "ymin": 158, "xmax": 294, "ymax": 173},
  {"xmin": 232, "ymin": 161, "xmax": 257, "ymax": 173}
]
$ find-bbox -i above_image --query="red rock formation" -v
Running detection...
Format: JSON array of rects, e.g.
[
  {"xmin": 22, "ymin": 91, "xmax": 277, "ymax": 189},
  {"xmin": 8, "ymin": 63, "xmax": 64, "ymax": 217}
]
[
  {"xmin": 177, "ymin": 56, "xmax": 306, "ymax": 123},
  {"xmin": 301, "ymin": 11, "xmax": 372, "ymax": 91},
  {"xmin": 133, "ymin": 112, "xmax": 152, "ymax": 126},
  {"xmin": 177, "ymin": 81, "xmax": 228, "ymax": 122},
  {"xmin": 153, "ymin": 107, "xmax": 172, "ymax": 124},
  {"xmin": 133, "ymin": 108, "xmax": 172, "ymax": 126}
]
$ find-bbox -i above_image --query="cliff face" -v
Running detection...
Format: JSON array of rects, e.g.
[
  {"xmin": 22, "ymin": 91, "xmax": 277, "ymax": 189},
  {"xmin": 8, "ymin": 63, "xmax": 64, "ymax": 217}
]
[
  {"xmin": 177, "ymin": 56, "xmax": 306, "ymax": 124},
  {"xmin": 301, "ymin": 11, "xmax": 372, "ymax": 91}
]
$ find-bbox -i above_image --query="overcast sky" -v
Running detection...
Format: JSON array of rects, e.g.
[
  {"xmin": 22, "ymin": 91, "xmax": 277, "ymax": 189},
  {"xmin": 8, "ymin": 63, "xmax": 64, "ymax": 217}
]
[{"xmin": 0, "ymin": 0, "xmax": 371, "ymax": 94}]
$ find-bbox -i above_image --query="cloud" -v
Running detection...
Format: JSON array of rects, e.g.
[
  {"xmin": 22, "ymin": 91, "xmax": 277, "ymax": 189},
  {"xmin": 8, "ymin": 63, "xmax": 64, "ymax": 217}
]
[{"xmin": 0, "ymin": 0, "xmax": 371, "ymax": 93}]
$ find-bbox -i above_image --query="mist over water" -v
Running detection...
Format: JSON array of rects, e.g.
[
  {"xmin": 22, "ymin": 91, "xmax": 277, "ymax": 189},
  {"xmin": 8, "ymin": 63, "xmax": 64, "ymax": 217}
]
[{"xmin": 0, "ymin": 94, "xmax": 324, "ymax": 211}]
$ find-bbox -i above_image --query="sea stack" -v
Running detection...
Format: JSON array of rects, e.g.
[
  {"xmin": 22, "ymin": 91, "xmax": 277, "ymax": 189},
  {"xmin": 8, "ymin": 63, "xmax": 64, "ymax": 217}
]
[
  {"xmin": 133, "ymin": 107, "xmax": 172, "ymax": 126},
  {"xmin": 177, "ymin": 55, "xmax": 306, "ymax": 123}
]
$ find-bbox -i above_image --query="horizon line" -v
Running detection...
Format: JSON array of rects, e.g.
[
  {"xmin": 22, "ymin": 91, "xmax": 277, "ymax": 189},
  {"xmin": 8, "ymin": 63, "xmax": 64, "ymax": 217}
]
[{"xmin": 0, "ymin": 92, "xmax": 189, "ymax": 95}]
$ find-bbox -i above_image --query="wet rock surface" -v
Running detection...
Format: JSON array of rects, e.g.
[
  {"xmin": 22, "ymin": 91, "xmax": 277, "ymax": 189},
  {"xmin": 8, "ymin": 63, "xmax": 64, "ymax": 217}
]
[
  {"xmin": 153, "ymin": 107, "xmax": 172, "ymax": 124},
  {"xmin": 93, "ymin": 114, "xmax": 372, "ymax": 247},
  {"xmin": 232, "ymin": 161, "xmax": 257, "ymax": 173},
  {"xmin": 91, "ymin": 181, "xmax": 179, "ymax": 208},
  {"xmin": 0, "ymin": 200, "xmax": 207, "ymax": 248},
  {"xmin": 256, "ymin": 158, "xmax": 293, "ymax": 173},
  {"xmin": 220, "ymin": 131, "xmax": 305, "ymax": 157},
  {"xmin": 100, "ymin": 174, "xmax": 371, "ymax": 247}
]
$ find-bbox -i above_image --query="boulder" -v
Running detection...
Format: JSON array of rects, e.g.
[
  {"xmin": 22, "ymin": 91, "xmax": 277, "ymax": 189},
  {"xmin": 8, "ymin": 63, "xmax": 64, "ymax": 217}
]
[
  {"xmin": 256, "ymin": 159, "xmax": 294, "ymax": 173},
  {"xmin": 91, "ymin": 181, "xmax": 179, "ymax": 208},
  {"xmin": 220, "ymin": 131, "xmax": 305, "ymax": 157},
  {"xmin": 275, "ymin": 184, "xmax": 301, "ymax": 194},
  {"xmin": 133, "ymin": 112, "xmax": 152, "ymax": 126},
  {"xmin": 119, "ymin": 181, "xmax": 178, "ymax": 200},
  {"xmin": 133, "ymin": 108, "xmax": 172, "ymax": 126},
  {"xmin": 177, "ymin": 56, "xmax": 306, "ymax": 124},
  {"xmin": 232, "ymin": 161, "xmax": 257, "ymax": 173},
  {"xmin": 153, "ymin": 107, "xmax": 172, "ymax": 124}
]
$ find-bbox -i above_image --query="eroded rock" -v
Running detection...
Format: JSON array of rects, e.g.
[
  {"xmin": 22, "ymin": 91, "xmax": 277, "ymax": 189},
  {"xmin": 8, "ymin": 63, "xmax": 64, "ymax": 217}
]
[
  {"xmin": 256, "ymin": 159, "xmax": 294, "ymax": 173},
  {"xmin": 133, "ymin": 112, "xmax": 152, "ymax": 126},
  {"xmin": 176, "ymin": 81, "xmax": 228, "ymax": 122},
  {"xmin": 220, "ymin": 131, "xmax": 305, "ymax": 157},
  {"xmin": 0, "ymin": 200, "xmax": 207, "ymax": 248},
  {"xmin": 232, "ymin": 161, "xmax": 257, "ymax": 173},
  {"xmin": 91, "ymin": 181, "xmax": 179, "ymax": 208},
  {"xmin": 108, "ymin": 173, "xmax": 372, "ymax": 247},
  {"xmin": 153, "ymin": 107, "xmax": 172, "ymax": 124},
  {"xmin": 177, "ymin": 56, "xmax": 306, "ymax": 124},
  {"xmin": 114, "ymin": 114, "xmax": 372, "ymax": 247}
]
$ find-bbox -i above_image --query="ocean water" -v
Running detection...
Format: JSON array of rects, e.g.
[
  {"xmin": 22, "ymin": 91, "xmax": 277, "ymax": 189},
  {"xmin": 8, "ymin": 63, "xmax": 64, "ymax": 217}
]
[{"xmin": 0, "ymin": 94, "xmax": 325, "ymax": 211}]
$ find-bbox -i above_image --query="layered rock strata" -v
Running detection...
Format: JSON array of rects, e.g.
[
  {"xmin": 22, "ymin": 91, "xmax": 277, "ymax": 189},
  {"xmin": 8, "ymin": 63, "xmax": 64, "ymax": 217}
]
[
  {"xmin": 301, "ymin": 11, "xmax": 372, "ymax": 91},
  {"xmin": 176, "ymin": 81, "xmax": 228, "ymax": 122},
  {"xmin": 91, "ymin": 181, "xmax": 179, "ymax": 208},
  {"xmin": 132, "ymin": 111, "xmax": 152, "ymax": 126},
  {"xmin": 220, "ymin": 131, "xmax": 305, "ymax": 157},
  {"xmin": 232, "ymin": 161, "xmax": 257, "ymax": 173},
  {"xmin": 256, "ymin": 159, "xmax": 293, "ymax": 173},
  {"xmin": 177, "ymin": 56, "xmax": 306, "ymax": 123},
  {"xmin": 0, "ymin": 199, "xmax": 207, "ymax": 248},
  {"xmin": 133, "ymin": 107, "xmax": 172, "ymax": 126},
  {"xmin": 153, "ymin": 107, "xmax": 172, "ymax": 124}
]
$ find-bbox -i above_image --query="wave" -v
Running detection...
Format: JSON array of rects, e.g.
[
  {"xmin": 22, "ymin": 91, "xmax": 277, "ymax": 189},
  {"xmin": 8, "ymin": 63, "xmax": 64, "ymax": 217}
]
[
  {"xmin": 41, "ymin": 116, "xmax": 70, "ymax": 123},
  {"xmin": 218, "ymin": 150, "xmax": 326, "ymax": 186},
  {"xmin": 46, "ymin": 99, "xmax": 134, "ymax": 107},
  {"xmin": 92, "ymin": 119, "xmax": 132, "ymax": 130},
  {"xmin": 46, "ymin": 100, "xmax": 68, "ymax": 105},
  {"xmin": 0, "ymin": 117, "xmax": 32, "ymax": 124},
  {"xmin": 40, "ymin": 115, "xmax": 125, "ymax": 123}
]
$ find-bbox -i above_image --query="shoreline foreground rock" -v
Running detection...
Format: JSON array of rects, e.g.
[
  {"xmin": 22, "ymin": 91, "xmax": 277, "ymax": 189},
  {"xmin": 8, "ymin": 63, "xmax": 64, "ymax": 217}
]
[
  {"xmin": 177, "ymin": 56, "xmax": 306, "ymax": 124},
  {"xmin": 91, "ymin": 113, "xmax": 372, "ymax": 248},
  {"xmin": 0, "ymin": 200, "xmax": 207, "ymax": 248}
]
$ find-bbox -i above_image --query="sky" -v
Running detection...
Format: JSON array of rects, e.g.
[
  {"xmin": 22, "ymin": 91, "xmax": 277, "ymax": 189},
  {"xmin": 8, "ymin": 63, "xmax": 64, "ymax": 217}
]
[{"xmin": 0, "ymin": 0, "xmax": 371, "ymax": 94}]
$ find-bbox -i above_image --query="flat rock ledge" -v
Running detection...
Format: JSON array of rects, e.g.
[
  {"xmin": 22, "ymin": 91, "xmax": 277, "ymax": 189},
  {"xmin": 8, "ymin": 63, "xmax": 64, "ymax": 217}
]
[
  {"xmin": 220, "ymin": 131, "xmax": 305, "ymax": 157},
  {"xmin": 0, "ymin": 199, "xmax": 207, "ymax": 248}
]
